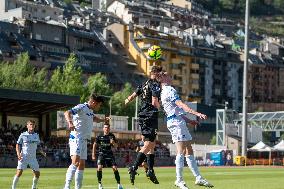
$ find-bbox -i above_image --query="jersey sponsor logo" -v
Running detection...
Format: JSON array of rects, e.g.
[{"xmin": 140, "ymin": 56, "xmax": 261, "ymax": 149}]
[
  {"xmin": 69, "ymin": 133, "xmax": 76, "ymax": 139},
  {"xmin": 86, "ymin": 112, "xmax": 94, "ymax": 116}
]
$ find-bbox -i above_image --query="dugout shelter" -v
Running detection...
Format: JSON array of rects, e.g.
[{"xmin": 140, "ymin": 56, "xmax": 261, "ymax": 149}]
[{"xmin": 0, "ymin": 88, "xmax": 80, "ymax": 138}]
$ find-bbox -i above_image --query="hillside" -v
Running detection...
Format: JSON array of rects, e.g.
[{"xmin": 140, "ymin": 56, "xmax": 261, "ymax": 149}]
[{"xmin": 198, "ymin": 0, "xmax": 284, "ymax": 36}]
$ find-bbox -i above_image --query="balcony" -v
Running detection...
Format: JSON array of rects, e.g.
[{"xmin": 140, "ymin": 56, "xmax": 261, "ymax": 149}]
[
  {"xmin": 172, "ymin": 79, "xmax": 182, "ymax": 86},
  {"xmin": 178, "ymin": 49, "xmax": 192, "ymax": 56},
  {"xmin": 172, "ymin": 69, "xmax": 182, "ymax": 76},
  {"xmin": 160, "ymin": 44, "xmax": 178, "ymax": 52},
  {"xmin": 140, "ymin": 43, "xmax": 151, "ymax": 50},
  {"xmin": 191, "ymin": 73, "xmax": 199, "ymax": 79}
]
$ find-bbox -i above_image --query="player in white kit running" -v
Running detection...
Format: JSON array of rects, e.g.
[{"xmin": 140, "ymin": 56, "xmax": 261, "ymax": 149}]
[
  {"xmin": 63, "ymin": 93, "xmax": 109, "ymax": 189},
  {"xmin": 11, "ymin": 120, "xmax": 46, "ymax": 189},
  {"xmin": 158, "ymin": 71, "xmax": 214, "ymax": 189}
]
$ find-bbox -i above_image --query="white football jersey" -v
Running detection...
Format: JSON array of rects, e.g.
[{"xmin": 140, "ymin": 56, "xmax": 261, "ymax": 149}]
[
  {"xmin": 160, "ymin": 85, "xmax": 186, "ymax": 117},
  {"xmin": 17, "ymin": 131, "xmax": 40, "ymax": 158},
  {"xmin": 70, "ymin": 103, "xmax": 95, "ymax": 140}
]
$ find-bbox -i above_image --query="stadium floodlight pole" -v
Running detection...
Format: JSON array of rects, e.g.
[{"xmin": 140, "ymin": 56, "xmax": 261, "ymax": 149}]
[{"xmin": 242, "ymin": 0, "xmax": 250, "ymax": 157}]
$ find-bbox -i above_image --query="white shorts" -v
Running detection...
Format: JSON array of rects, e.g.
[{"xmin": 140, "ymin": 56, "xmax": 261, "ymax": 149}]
[
  {"xmin": 167, "ymin": 115, "xmax": 192, "ymax": 143},
  {"xmin": 17, "ymin": 157, "xmax": 39, "ymax": 171},
  {"xmin": 69, "ymin": 138, "xmax": 88, "ymax": 160}
]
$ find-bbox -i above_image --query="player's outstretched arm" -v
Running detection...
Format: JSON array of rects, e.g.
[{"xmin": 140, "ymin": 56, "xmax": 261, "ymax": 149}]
[
  {"xmin": 175, "ymin": 100, "xmax": 207, "ymax": 120},
  {"xmin": 93, "ymin": 116, "xmax": 110, "ymax": 123},
  {"xmin": 125, "ymin": 92, "xmax": 138, "ymax": 105}
]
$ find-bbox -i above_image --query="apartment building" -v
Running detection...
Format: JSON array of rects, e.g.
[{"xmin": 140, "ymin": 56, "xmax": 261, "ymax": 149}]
[{"xmin": 0, "ymin": 0, "xmax": 63, "ymax": 21}]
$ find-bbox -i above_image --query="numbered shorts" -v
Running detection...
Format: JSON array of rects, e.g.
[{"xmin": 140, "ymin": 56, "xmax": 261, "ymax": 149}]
[
  {"xmin": 69, "ymin": 138, "xmax": 88, "ymax": 160},
  {"xmin": 138, "ymin": 114, "xmax": 158, "ymax": 142},
  {"xmin": 17, "ymin": 157, "xmax": 39, "ymax": 171},
  {"xmin": 167, "ymin": 115, "xmax": 192, "ymax": 143}
]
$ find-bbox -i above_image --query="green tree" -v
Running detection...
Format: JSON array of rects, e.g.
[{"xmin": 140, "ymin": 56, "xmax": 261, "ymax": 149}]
[
  {"xmin": 280, "ymin": 132, "xmax": 284, "ymax": 140},
  {"xmin": 210, "ymin": 135, "xmax": 216, "ymax": 145},
  {"xmin": 47, "ymin": 53, "xmax": 84, "ymax": 100},
  {"xmin": 64, "ymin": 0, "xmax": 72, "ymax": 5},
  {"xmin": 0, "ymin": 53, "xmax": 47, "ymax": 91},
  {"xmin": 111, "ymin": 83, "xmax": 136, "ymax": 128},
  {"xmin": 273, "ymin": 0, "xmax": 284, "ymax": 12},
  {"xmin": 82, "ymin": 73, "xmax": 113, "ymax": 114},
  {"xmin": 82, "ymin": 73, "xmax": 112, "ymax": 101},
  {"xmin": 219, "ymin": 0, "xmax": 234, "ymax": 10}
]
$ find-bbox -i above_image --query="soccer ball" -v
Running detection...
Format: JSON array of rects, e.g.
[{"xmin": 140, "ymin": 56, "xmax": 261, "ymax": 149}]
[{"xmin": 147, "ymin": 45, "xmax": 162, "ymax": 60}]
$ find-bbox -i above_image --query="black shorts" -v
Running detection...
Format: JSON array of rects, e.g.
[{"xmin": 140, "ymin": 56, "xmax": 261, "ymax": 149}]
[
  {"xmin": 138, "ymin": 114, "xmax": 158, "ymax": 142},
  {"xmin": 97, "ymin": 154, "xmax": 117, "ymax": 167}
]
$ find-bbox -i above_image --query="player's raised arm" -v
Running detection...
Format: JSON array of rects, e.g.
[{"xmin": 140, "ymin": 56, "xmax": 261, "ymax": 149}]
[{"xmin": 175, "ymin": 100, "xmax": 207, "ymax": 120}]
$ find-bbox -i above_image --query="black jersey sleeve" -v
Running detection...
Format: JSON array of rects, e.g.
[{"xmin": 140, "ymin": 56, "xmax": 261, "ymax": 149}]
[{"xmin": 135, "ymin": 84, "xmax": 143, "ymax": 96}]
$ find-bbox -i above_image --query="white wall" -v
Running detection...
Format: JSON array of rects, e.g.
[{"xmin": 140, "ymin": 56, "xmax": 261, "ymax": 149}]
[
  {"xmin": 107, "ymin": 1, "xmax": 132, "ymax": 24},
  {"xmin": 0, "ymin": 7, "xmax": 23, "ymax": 21},
  {"xmin": 7, "ymin": 116, "xmax": 39, "ymax": 128}
]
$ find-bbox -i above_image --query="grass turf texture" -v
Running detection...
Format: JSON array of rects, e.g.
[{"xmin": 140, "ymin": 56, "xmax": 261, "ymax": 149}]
[{"xmin": 0, "ymin": 167, "xmax": 283, "ymax": 189}]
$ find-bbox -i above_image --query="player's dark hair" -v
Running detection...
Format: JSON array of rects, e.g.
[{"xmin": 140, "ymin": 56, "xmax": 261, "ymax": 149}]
[
  {"xmin": 150, "ymin": 65, "xmax": 162, "ymax": 73},
  {"xmin": 103, "ymin": 122, "xmax": 110, "ymax": 127},
  {"xmin": 90, "ymin": 93, "xmax": 105, "ymax": 103}
]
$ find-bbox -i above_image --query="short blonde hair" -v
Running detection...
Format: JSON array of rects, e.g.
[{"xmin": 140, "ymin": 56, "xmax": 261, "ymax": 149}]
[{"xmin": 27, "ymin": 120, "xmax": 36, "ymax": 125}]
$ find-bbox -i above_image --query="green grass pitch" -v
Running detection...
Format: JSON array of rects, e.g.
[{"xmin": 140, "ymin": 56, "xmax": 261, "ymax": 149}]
[{"xmin": 1, "ymin": 167, "xmax": 284, "ymax": 189}]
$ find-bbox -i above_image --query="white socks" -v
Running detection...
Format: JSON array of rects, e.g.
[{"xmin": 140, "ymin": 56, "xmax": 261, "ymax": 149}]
[
  {"xmin": 11, "ymin": 176, "xmax": 19, "ymax": 189},
  {"xmin": 175, "ymin": 154, "xmax": 184, "ymax": 182},
  {"xmin": 12, "ymin": 175, "xmax": 39, "ymax": 189},
  {"xmin": 32, "ymin": 176, "xmax": 39, "ymax": 189},
  {"xmin": 185, "ymin": 155, "xmax": 202, "ymax": 180},
  {"xmin": 75, "ymin": 170, "xmax": 84, "ymax": 189},
  {"xmin": 64, "ymin": 164, "xmax": 78, "ymax": 189}
]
